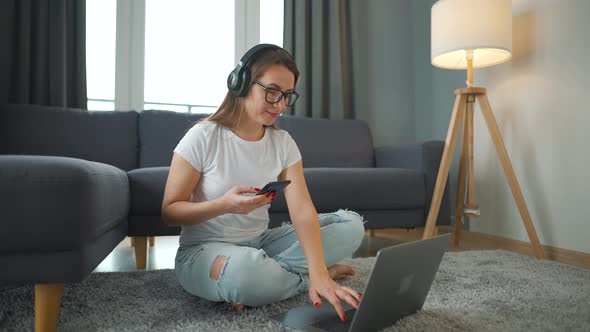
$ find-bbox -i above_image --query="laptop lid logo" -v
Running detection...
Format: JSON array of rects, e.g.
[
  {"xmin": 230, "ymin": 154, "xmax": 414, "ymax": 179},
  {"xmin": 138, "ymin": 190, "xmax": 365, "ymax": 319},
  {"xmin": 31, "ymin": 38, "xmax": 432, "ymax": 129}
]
[{"xmin": 397, "ymin": 274, "xmax": 415, "ymax": 295}]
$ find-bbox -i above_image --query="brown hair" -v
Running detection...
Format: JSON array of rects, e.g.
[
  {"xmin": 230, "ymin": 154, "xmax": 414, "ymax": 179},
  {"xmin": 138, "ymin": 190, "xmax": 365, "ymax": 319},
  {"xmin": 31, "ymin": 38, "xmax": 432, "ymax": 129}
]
[{"xmin": 199, "ymin": 47, "xmax": 299, "ymax": 130}]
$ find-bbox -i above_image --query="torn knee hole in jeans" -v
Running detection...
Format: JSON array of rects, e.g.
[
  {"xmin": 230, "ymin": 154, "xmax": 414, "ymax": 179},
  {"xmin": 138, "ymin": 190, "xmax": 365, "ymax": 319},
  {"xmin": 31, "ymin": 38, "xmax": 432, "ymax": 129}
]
[{"xmin": 210, "ymin": 255, "xmax": 228, "ymax": 281}]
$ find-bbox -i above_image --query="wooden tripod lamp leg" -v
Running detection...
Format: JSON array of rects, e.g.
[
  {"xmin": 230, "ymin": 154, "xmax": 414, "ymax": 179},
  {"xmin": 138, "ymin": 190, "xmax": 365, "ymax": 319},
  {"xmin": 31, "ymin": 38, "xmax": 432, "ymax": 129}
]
[
  {"xmin": 453, "ymin": 104, "xmax": 470, "ymax": 246},
  {"xmin": 476, "ymin": 94, "xmax": 545, "ymax": 259},
  {"xmin": 423, "ymin": 94, "xmax": 467, "ymax": 239}
]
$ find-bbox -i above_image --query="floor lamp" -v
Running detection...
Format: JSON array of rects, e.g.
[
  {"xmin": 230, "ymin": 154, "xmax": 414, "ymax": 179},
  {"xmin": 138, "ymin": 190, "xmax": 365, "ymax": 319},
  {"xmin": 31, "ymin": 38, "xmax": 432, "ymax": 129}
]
[{"xmin": 422, "ymin": 0, "xmax": 545, "ymax": 259}]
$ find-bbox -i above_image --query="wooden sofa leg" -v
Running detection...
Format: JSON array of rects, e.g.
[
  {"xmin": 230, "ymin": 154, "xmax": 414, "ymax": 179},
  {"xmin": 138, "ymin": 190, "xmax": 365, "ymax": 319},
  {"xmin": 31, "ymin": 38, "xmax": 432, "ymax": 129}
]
[
  {"xmin": 133, "ymin": 236, "xmax": 148, "ymax": 270},
  {"xmin": 149, "ymin": 236, "xmax": 155, "ymax": 247},
  {"xmin": 35, "ymin": 283, "xmax": 64, "ymax": 332}
]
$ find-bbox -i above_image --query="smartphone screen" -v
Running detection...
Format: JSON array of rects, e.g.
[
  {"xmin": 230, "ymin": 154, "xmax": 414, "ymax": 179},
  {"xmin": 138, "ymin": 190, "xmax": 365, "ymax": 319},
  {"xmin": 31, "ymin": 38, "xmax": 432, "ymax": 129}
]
[{"xmin": 256, "ymin": 180, "xmax": 291, "ymax": 195}]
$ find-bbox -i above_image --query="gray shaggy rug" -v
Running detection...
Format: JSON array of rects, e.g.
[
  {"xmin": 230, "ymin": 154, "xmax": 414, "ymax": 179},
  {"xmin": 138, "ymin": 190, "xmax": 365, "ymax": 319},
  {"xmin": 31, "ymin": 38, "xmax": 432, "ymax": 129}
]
[{"xmin": 1, "ymin": 250, "xmax": 589, "ymax": 331}]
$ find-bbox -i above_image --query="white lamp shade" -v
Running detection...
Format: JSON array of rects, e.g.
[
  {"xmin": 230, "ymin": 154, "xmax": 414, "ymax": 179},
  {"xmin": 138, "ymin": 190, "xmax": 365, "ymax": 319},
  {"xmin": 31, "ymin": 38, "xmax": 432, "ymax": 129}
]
[{"xmin": 431, "ymin": 0, "xmax": 512, "ymax": 69}]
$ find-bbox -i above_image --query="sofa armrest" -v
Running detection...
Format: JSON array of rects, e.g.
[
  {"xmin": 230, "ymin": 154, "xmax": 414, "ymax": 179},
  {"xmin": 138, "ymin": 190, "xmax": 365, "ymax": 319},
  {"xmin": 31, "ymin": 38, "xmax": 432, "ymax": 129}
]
[
  {"xmin": 0, "ymin": 155, "xmax": 130, "ymax": 253},
  {"xmin": 374, "ymin": 141, "xmax": 451, "ymax": 226}
]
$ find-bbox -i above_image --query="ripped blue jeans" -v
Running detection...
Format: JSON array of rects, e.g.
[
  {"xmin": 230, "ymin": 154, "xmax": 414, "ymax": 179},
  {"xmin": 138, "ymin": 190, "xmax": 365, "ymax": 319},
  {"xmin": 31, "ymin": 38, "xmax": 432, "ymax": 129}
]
[{"xmin": 174, "ymin": 209, "xmax": 365, "ymax": 307}]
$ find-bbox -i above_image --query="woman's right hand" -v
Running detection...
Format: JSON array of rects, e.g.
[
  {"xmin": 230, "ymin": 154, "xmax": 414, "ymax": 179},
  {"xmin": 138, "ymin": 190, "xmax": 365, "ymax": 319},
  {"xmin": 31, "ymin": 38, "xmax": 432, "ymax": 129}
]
[{"xmin": 219, "ymin": 185, "xmax": 276, "ymax": 214}]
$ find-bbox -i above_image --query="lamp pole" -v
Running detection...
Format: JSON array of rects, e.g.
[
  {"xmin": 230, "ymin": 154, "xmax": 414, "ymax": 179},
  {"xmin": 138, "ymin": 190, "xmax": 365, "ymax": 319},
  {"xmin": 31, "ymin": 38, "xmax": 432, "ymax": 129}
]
[
  {"xmin": 463, "ymin": 49, "xmax": 480, "ymax": 220},
  {"xmin": 466, "ymin": 49, "xmax": 474, "ymax": 86}
]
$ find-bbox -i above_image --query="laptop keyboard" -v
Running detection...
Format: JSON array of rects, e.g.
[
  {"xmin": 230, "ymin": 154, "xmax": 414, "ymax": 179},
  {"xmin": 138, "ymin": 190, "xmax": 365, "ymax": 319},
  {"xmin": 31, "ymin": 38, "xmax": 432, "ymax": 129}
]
[{"xmin": 311, "ymin": 308, "xmax": 356, "ymax": 332}]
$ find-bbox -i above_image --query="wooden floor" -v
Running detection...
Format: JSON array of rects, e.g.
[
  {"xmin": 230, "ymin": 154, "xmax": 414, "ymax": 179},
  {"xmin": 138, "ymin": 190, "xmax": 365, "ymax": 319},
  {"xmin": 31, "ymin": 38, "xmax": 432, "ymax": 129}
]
[
  {"xmin": 373, "ymin": 227, "xmax": 590, "ymax": 270},
  {"xmin": 94, "ymin": 233, "xmax": 405, "ymax": 273},
  {"xmin": 94, "ymin": 227, "xmax": 590, "ymax": 273}
]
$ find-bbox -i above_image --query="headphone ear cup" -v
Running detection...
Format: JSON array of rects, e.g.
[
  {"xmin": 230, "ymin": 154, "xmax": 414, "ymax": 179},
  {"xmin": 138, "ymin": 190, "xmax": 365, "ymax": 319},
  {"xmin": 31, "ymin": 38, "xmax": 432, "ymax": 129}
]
[
  {"xmin": 237, "ymin": 68, "xmax": 251, "ymax": 96},
  {"xmin": 230, "ymin": 43, "xmax": 281, "ymax": 96},
  {"xmin": 227, "ymin": 66, "xmax": 242, "ymax": 95}
]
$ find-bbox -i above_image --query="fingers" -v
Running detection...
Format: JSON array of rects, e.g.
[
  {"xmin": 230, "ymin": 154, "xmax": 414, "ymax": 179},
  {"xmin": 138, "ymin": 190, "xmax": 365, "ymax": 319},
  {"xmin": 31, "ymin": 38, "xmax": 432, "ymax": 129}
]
[
  {"xmin": 309, "ymin": 290, "xmax": 322, "ymax": 308},
  {"xmin": 231, "ymin": 187, "xmax": 278, "ymax": 214},
  {"xmin": 234, "ymin": 186, "xmax": 273, "ymax": 199},
  {"xmin": 315, "ymin": 286, "xmax": 361, "ymax": 321},
  {"xmin": 336, "ymin": 287, "xmax": 361, "ymax": 309},
  {"xmin": 239, "ymin": 193, "xmax": 274, "ymax": 212},
  {"xmin": 324, "ymin": 294, "xmax": 346, "ymax": 322},
  {"xmin": 233, "ymin": 185, "xmax": 258, "ymax": 194},
  {"xmin": 252, "ymin": 191, "xmax": 277, "ymax": 204},
  {"xmin": 342, "ymin": 286, "xmax": 362, "ymax": 303}
]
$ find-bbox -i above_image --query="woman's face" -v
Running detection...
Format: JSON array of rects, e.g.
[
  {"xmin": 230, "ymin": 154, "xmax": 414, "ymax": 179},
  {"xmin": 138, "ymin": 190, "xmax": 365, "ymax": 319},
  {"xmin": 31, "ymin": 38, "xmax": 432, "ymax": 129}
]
[{"xmin": 243, "ymin": 64, "xmax": 296, "ymax": 127}]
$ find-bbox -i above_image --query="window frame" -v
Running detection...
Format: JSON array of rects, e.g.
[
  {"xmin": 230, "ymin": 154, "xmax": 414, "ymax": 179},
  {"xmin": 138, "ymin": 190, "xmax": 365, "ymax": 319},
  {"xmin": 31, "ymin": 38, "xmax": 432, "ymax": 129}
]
[{"xmin": 88, "ymin": 0, "xmax": 262, "ymax": 112}]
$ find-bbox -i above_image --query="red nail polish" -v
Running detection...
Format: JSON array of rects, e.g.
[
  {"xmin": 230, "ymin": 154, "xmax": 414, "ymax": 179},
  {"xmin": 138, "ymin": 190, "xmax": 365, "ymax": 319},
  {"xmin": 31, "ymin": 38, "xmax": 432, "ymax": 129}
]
[
  {"xmin": 266, "ymin": 193, "xmax": 271, "ymax": 197},
  {"xmin": 314, "ymin": 302, "xmax": 320, "ymax": 308},
  {"xmin": 342, "ymin": 314, "xmax": 348, "ymax": 322},
  {"xmin": 255, "ymin": 188, "xmax": 260, "ymax": 191}
]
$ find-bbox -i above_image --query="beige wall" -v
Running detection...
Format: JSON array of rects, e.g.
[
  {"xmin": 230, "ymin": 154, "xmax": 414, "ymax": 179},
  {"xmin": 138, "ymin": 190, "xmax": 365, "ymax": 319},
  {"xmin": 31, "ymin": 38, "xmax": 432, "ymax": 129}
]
[{"xmin": 467, "ymin": 0, "xmax": 590, "ymax": 253}]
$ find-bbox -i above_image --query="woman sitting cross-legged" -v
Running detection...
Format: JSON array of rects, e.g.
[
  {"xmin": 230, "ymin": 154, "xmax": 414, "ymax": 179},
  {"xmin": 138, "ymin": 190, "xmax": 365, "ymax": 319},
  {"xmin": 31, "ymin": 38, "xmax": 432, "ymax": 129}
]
[{"xmin": 161, "ymin": 44, "xmax": 365, "ymax": 323}]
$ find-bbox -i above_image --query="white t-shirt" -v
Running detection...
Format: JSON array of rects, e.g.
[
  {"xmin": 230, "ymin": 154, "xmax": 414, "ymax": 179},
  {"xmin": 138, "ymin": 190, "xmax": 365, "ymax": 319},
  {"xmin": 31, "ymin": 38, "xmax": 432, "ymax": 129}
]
[{"xmin": 173, "ymin": 120, "xmax": 302, "ymax": 245}]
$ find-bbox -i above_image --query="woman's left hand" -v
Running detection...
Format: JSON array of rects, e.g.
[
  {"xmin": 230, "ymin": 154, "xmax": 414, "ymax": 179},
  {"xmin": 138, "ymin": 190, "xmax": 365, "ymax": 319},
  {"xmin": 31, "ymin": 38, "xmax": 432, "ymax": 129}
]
[{"xmin": 308, "ymin": 272, "xmax": 361, "ymax": 322}]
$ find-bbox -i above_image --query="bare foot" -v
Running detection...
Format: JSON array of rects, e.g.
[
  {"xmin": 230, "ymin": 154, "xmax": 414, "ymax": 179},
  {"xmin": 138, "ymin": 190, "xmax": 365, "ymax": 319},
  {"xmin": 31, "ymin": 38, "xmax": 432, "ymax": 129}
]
[
  {"xmin": 327, "ymin": 264, "xmax": 355, "ymax": 280},
  {"xmin": 229, "ymin": 301, "xmax": 246, "ymax": 313}
]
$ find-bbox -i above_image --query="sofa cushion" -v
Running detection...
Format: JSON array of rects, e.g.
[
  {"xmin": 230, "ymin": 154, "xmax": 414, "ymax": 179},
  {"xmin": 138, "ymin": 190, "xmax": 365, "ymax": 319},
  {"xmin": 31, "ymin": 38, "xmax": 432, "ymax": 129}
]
[
  {"xmin": 0, "ymin": 104, "xmax": 139, "ymax": 171},
  {"xmin": 128, "ymin": 167, "xmax": 169, "ymax": 216},
  {"xmin": 277, "ymin": 115, "xmax": 375, "ymax": 168},
  {"xmin": 270, "ymin": 168, "xmax": 426, "ymax": 213},
  {"xmin": 139, "ymin": 110, "xmax": 209, "ymax": 167},
  {"xmin": 0, "ymin": 155, "xmax": 129, "ymax": 253},
  {"xmin": 128, "ymin": 167, "xmax": 425, "ymax": 216}
]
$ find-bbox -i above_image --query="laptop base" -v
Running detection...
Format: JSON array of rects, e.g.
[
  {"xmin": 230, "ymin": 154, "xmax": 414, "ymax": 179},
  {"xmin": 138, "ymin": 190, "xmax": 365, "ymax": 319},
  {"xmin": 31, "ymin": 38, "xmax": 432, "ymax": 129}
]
[{"xmin": 270, "ymin": 302, "xmax": 354, "ymax": 332}]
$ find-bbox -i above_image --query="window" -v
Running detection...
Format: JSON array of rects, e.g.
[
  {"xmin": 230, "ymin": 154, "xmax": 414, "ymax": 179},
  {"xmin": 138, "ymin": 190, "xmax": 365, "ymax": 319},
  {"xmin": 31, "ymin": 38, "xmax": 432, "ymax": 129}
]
[
  {"xmin": 144, "ymin": 0, "xmax": 234, "ymax": 113},
  {"xmin": 259, "ymin": 0, "xmax": 284, "ymax": 46},
  {"xmin": 86, "ymin": 0, "xmax": 284, "ymax": 113},
  {"xmin": 86, "ymin": 0, "xmax": 116, "ymax": 111}
]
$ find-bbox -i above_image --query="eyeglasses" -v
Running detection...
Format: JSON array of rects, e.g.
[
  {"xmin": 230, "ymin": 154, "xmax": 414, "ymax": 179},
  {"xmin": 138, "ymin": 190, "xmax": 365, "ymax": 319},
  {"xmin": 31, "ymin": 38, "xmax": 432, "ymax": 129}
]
[{"xmin": 254, "ymin": 81, "xmax": 300, "ymax": 107}]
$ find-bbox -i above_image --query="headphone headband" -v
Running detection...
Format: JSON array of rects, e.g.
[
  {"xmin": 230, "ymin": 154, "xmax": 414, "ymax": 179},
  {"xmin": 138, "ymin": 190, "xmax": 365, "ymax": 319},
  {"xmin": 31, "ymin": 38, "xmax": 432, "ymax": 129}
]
[
  {"xmin": 227, "ymin": 44, "xmax": 289, "ymax": 97},
  {"xmin": 239, "ymin": 44, "xmax": 281, "ymax": 69}
]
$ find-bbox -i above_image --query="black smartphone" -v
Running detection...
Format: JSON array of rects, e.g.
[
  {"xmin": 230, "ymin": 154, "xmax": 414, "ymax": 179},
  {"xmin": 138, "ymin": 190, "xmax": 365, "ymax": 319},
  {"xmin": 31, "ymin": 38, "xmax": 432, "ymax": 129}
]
[{"xmin": 255, "ymin": 180, "xmax": 291, "ymax": 195}]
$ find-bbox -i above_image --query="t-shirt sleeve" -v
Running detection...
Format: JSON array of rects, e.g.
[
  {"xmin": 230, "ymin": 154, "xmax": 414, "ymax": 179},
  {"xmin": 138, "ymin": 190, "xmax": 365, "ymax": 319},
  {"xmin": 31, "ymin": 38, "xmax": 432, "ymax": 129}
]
[
  {"xmin": 173, "ymin": 124, "xmax": 207, "ymax": 172},
  {"xmin": 283, "ymin": 131, "xmax": 302, "ymax": 169}
]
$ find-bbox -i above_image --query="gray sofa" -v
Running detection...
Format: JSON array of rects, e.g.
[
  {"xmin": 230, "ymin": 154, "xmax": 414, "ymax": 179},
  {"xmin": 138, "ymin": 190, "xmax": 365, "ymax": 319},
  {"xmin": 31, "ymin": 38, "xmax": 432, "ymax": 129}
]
[{"xmin": 0, "ymin": 103, "xmax": 450, "ymax": 330}]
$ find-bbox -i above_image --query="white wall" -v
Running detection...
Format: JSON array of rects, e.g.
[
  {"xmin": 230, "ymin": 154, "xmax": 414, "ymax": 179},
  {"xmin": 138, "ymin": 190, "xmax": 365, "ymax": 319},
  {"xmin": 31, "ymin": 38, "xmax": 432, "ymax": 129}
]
[{"xmin": 466, "ymin": 0, "xmax": 590, "ymax": 254}]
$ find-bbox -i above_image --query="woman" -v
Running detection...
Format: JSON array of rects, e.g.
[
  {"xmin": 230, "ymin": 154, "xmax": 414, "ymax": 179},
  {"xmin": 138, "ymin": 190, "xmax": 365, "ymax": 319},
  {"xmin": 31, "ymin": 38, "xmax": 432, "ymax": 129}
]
[{"xmin": 161, "ymin": 44, "xmax": 365, "ymax": 322}]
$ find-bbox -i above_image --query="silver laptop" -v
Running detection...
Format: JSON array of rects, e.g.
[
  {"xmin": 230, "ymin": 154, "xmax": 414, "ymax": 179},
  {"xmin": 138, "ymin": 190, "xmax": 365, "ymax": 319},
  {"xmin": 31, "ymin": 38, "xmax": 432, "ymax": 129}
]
[{"xmin": 270, "ymin": 233, "xmax": 450, "ymax": 332}]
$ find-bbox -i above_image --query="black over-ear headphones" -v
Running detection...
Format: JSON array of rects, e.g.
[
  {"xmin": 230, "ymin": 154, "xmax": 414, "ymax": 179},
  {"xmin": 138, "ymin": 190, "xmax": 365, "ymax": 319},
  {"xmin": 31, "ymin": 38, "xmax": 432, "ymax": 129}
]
[{"xmin": 227, "ymin": 43, "xmax": 284, "ymax": 97}]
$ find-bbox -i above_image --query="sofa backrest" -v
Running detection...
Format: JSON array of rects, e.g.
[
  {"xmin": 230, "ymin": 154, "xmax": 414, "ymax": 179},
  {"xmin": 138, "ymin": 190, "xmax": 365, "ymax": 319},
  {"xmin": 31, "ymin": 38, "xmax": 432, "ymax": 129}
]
[
  {"xmin": 0, "ymin": 105, "xmax": 376, "ymax": 170},
  {"xmin": 139, "ymin": 110, "xmax": 375, "ymax": 168},
  {"xmin": 0, "ymin": 104, "xmax": 139, "ymax": 171},
  {"xmin": 277, "ymin": 115, "xmax": 375, "ymax": 168},
  {"xmin": 139, "ymin": 110, "xmax": 208, "ymax": 167}
]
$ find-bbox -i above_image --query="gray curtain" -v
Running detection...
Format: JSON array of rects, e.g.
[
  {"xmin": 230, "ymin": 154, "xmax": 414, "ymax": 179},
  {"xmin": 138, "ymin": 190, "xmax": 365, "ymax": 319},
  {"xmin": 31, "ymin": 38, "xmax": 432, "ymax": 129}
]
[
  {"xmin": 283, "ymin": 0, "xmax": 355, "ymax": 119},
  {"xmin": 0, "ymin": 0, "xmax": 87, "ymax": 108}
]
